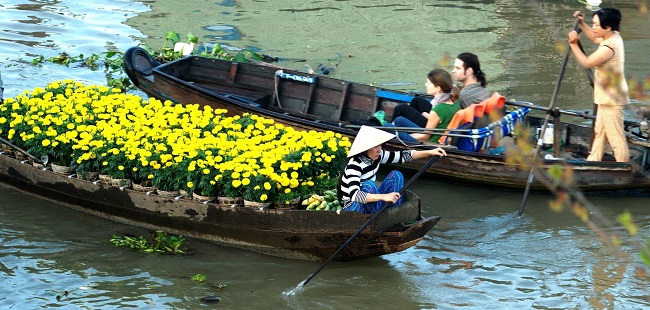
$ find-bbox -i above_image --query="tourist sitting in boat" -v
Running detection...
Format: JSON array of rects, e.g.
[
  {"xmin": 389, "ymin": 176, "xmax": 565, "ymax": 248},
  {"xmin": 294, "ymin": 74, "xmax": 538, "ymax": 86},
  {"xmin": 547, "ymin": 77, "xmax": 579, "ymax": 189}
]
[
  {"xmin": 337, "ymin": 125, "xmax": 446, "ymax": 214},
  {"xmin": 390, "ymin": 52, "xmax": 489, "ymax": 129},
  {"xmin": 385, "ymin": 69, "xmax": 461, "ymax": 144},
  {"xmin": 452, "ymin": 52, "xmax": 489, "ymax": 109}
]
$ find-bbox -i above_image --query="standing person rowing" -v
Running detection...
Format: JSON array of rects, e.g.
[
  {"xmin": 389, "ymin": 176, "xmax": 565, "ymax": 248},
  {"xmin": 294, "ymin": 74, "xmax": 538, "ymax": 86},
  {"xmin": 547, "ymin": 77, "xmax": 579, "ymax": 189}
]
[{"xmin": 568, "ymin": 8, "xmax": 629, "ymax": 162}]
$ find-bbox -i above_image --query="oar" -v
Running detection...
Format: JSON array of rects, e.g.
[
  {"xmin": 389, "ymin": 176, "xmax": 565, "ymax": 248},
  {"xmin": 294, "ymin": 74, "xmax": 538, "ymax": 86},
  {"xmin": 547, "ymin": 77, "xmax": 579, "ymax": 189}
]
[
  {"xmin": 344, "ymin": 124, "xmax": 474, "ymax": 133},
  {"xmin": 505, "ymin": 100, "xmax": 641, "ymax": 128},
  {"xmin": 0, "ymin": 136, "xmax": 48, "ymax": 164},
  {"xmin": 517, "ymin": 18, "xmax": 580, "ymax": 217},
  {"xmin": 298, "ymin": 155, "xmax": 441, "ymax": 287}
]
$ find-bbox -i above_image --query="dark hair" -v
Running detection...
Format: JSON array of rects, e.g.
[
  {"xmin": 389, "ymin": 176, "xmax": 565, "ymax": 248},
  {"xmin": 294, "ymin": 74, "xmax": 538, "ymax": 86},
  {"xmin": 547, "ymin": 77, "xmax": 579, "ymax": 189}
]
[
  {"xmin": 594, "ymin": 8, "xmax": 622, "ymax": 31},
  {"xmin": 427, "ymin": 69, "xmax": 459, "ymax": 101},
  {"xmin": 427, "ymin": 69, "xmax": 453, "ymax": 92},
  {"xmin": 456, "ymin": 52, "xmax": 487, "ymax": 87}
]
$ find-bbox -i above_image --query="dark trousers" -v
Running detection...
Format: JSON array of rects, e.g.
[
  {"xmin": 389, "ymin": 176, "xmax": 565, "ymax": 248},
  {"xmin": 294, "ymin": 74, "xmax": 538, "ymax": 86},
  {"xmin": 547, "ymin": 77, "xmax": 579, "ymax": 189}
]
[{"xmin": 391, "ymin": 96, "xmax": 432, "ymax": 128}]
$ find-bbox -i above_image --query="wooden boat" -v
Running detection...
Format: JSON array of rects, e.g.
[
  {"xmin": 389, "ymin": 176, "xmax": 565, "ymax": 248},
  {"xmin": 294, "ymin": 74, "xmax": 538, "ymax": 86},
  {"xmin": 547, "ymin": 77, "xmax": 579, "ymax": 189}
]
[
  {"xmin": 123, "ymin": 47, "xmax": 650, "ymax": 193},
  {"xmin": 0, "ymin": 153, "xmax": 440, "ymax": 261}
]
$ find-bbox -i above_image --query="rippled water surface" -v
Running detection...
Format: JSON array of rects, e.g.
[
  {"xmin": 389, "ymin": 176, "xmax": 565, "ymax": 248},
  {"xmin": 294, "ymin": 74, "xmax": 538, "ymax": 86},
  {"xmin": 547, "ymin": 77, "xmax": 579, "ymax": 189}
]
[{"xmin": 1, "ymin": 0, "xmax": 650, "ymax": 309}]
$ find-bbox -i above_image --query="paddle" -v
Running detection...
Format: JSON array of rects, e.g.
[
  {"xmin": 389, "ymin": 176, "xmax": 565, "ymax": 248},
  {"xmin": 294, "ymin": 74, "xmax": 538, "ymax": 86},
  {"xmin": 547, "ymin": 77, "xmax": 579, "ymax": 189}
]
[
  {"xmin": 298, "ymin": 155, "xmax": 441, "ymax": 288},
  {"xmin": 517, "ymin": 18, "xmax": 580, "ymax": 217},
  {"xmin": 0, "ymin": 136, "xmax": 48, "ymax": 164}
]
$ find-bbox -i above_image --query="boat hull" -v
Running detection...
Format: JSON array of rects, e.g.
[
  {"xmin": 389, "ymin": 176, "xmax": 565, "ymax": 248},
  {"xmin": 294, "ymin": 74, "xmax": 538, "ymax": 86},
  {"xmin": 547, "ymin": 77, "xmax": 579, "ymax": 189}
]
[{"xmin": 0, "ymin": 154, "xmax": 439, "ymax": 261}]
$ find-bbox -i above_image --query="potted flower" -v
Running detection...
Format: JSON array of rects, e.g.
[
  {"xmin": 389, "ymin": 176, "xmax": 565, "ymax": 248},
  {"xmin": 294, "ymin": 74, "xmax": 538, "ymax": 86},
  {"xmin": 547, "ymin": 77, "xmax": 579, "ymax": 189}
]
[
  {"xmin": 100, "ymin": 147, "xmax": 134, "ymax": 187},
  {"xmin": 217, "ymin": 167, "xmax": 244, "ymax": 206},
  {"xmin": 241, "ymin": 174, "xmax": 275, "ymax": 208},
  {"xmin": 150, "ymin": 159, "xmax": 185, "ymax": 197},
  {"xmin": 190, "ymin": 161, "xmax": 223, "ymax": 202}
]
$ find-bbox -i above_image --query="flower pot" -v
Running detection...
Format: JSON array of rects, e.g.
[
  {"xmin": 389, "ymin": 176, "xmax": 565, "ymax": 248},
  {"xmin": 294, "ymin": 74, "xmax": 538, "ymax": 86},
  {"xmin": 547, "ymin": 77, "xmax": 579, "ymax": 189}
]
[
  {"xmin": 179, "ymin": 189, "xmax": 192, "ymax": 199},
  {"xmin": 51, "ymin": 163, "xmax": 74, "ymax": 175},
  {"xmin": 193, "ymin": 192, "xmax": 215, "ymax": 202},
  {"xmin": 98, "ymin": 174, "xmax": 111, "ymax": 185},
  {"xmin": 133, "ymin": 180, "xmax": 154, "ymax": 192},
  {"xmin": 217, "ymin": 196, "xmax": 243, "ymax": 206},
  {"xmin": 76, "ymin": 170, "xmax": 99, "ymax": 181},
  {"xmin": 272, "ymin": 197, "xmax": 300, "ymax": 210},
  {"xmin": 243, "ymin": 199, "xmax": 271, "ymax": 209},
  {"xmin": 110, "ymin": 178, "xmax": 132, "ymax": 188},
  {"xmin": 157, "ymin": 189, "xmax": 179, "ymax": 198},
  {"xmin": 0, "ymin": 144, "xmax": 14, "ymax": 156},
  {"xmin": 14, "ymin": 152, "xmax": 28, "ymax": 161}
]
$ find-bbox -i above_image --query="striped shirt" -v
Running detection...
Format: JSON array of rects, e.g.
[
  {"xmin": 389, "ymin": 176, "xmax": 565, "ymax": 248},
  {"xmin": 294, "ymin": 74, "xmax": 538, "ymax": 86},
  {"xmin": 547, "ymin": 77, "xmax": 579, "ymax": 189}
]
[{"xmin": 337, "ymin": 150, "xmax": 415, "ymax": 207}]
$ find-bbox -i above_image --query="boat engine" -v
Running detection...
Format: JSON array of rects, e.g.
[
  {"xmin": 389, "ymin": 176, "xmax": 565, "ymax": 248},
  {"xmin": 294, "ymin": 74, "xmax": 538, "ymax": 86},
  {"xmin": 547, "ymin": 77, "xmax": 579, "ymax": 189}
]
[{"xmin": 635, "ymin": 107, "xmax": 650, "ymax": 138}]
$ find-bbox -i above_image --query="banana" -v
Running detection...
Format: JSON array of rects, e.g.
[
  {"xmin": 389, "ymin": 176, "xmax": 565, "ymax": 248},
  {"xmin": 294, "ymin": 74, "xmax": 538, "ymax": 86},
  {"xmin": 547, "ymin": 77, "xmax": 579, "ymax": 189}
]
[
  {"xmin": 316, "ymin": 200, "xmax": 327, "ymax": 210},
  {"xmin": 306, "ymin": 200, "xmax": 320, "ymax": 210}
]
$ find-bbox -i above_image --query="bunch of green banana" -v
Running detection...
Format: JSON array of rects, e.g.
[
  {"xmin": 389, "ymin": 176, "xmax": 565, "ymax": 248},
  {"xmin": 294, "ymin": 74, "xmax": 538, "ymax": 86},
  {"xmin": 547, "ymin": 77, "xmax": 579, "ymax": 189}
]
[
  {"xmin": 322, "ymin": 190, "xmax": 342, "ymax": 211},
  {"xmin": 301, "ymin": 190, "xmax": 343, "ymax": 211},
  {"xmin": 302, "ymin": 194, "xmax": 325, "ymax": 210}
]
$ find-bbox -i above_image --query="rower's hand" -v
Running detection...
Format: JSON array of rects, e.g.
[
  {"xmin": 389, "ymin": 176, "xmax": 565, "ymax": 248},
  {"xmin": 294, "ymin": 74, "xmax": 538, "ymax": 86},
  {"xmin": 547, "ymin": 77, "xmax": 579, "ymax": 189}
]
[
  {"xmin": 573, "ymin": 11, "xmax": 584, "ymax": 23},
  {"xmin": 568, "ymin": 30, "xmax": 580, "ymax": 44},
  {"xmin": 383, "ymin": 192, "xmax": 400, "ymax": 203},
  {"xmin": 430, "ymin": 147, "xmax": 447, "ymax": 157}
]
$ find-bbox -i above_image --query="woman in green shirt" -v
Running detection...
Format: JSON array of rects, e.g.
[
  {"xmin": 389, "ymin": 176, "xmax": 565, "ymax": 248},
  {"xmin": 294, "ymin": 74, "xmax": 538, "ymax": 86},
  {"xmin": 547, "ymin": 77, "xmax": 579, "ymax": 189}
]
[{"xmin": 389, "ymin": 69, "xmax": 460, "ymax": 143}]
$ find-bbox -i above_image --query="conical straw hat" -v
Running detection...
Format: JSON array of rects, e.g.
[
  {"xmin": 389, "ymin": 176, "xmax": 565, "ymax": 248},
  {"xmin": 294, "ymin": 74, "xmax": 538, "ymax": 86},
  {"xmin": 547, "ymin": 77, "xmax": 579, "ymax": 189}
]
[{"xmin": 347, "ymin": 125, "xmax": 396, "ymax": 157}]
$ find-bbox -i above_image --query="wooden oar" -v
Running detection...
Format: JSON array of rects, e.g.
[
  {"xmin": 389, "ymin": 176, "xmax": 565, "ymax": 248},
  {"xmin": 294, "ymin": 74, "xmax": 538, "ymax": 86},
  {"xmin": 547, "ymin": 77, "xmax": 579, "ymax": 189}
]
[
  {"xmin": 505, "ymin": 100, "xmax": 640, "ymax": 128},
  {"xmin": 298, "ymin": 155, "xmax": 441, "ymax": 287},
  {"xmin": 0, "ymin": 136, "xmax": 48, "ymax": 164},
  {"xmin": 517, "ymin": 19, "xmax": 580, "ymax": 217}
]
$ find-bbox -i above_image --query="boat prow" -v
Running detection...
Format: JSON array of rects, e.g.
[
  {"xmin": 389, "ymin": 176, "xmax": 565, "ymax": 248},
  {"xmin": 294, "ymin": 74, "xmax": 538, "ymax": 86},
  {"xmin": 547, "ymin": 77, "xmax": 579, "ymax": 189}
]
[{"xmin": 123, "ymin": 47, "xmax": 160, "ymax": 88}]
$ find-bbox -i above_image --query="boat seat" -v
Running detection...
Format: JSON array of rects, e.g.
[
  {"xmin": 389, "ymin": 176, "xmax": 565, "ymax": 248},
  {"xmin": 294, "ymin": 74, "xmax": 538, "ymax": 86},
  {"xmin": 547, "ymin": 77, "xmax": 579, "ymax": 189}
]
[
  {"xmin": 273, "ymin": 70, "xmax": 318, "ymax": 113},
  {"xmin": 443, "ymin": 106, "xmax": 531, "ymax": 152},
  {"xmin": 437, "ymin": 93, "xmax": 506, "ymax": 144}
]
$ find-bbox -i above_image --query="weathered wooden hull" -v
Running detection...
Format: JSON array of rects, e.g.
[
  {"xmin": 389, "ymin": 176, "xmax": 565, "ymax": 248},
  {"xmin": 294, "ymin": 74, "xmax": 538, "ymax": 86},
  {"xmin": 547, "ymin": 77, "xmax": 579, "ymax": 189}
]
[
  {"xmin": 123, "ymin": 47, "xmax": 650, "ymax": 193},
  {"xmin": 0, "ymin": 154, "xmax": 440, "ymax": 261}
]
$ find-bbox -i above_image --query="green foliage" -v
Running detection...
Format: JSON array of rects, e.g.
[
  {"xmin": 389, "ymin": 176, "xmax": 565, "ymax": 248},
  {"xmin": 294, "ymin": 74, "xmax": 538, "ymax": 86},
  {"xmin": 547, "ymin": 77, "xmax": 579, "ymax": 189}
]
[
  {"xmin": 28, "ymin": 50, "xmax": 130, "ymax": 92},
  {"xmin": 139, "ymin": 31, "xmax": 262, "ymax": 64},
  {"xmin": 110, "ymin": 231, "xmax": 187, "ymax": 254},
  {"xmin": 25, "ymin": 30, "xmax": 264, "ymax": 93},
  {"xmin": 191, "ymin": 274, "xmax": 207, "ymax": 282}
]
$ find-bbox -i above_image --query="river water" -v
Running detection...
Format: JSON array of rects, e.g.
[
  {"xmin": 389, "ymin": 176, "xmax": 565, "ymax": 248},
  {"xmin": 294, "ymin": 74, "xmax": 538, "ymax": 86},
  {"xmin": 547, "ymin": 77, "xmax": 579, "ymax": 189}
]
[{"xmin": 1, "ymin": 0, "xmax": 650, "ymax": 309}]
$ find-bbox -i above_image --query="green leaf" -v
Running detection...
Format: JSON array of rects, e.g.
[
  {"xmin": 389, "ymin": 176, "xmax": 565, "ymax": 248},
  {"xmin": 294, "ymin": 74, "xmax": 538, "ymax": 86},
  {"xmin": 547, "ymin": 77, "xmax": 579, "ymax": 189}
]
[
  {"xmin": 186, "ymin": 32, "xmax": 199, "ymax": 43},
  {"xmin": 233, "ymin": 52, "xmax": 249, "ymax": 63},
  {"xmin": 211, "ymin": 43, "xmax": 222, "ymax": 55},
  {"xmin": 248, "ymin": 51, "xmax": 263, "ymax": 62},
  {"xmin": 165, "ymin": 31, "xmax": 181, "ymax": 44}
]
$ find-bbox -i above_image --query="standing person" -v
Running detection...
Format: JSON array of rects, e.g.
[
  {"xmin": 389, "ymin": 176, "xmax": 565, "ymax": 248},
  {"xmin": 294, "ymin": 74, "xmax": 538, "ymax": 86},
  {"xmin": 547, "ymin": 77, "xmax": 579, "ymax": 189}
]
[
  {"xmin": 337, "ymin": 126, "xmax": 446, "ymax": 214},
  {"xmin": 568, "ymin": 8, "xmax": 629, "ymax": 162},
  {"xmin": 452, "ymin": 52, "xmax": 489, "ymax": 109},
  {"xmin": 388, "ymin": 69, "xmax": 461, "ymax": 143}
]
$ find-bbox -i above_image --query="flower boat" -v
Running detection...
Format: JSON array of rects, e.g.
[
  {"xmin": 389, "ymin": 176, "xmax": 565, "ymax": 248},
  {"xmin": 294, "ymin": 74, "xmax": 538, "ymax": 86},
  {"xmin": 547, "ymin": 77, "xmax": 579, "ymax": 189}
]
[
  {"xmin": 0, "ymin": 81, "xmax": 441, "ymax": 261},
  {"xmin": 123, "ymin": 47, "xmax": 650, "ymax": 193},
  {"xmin": 0, "ymin": 153, "xmax": 439, "ymax": 261}
]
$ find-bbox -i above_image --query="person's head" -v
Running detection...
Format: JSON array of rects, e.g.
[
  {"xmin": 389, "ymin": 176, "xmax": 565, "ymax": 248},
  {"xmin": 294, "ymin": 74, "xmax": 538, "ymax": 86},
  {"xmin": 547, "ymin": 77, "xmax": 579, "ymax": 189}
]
[
  {"xmin": 347, "ymin": 126, "xmax": 396, "ymax": 160},
  {"xmin": 593, "ymin": 8, "xmax": 622, "ymax": 34},
  {"xmin": 425, "ymin": 69, "xmax": 454, "ymax": 96},
  {"xmin": 452, "ymin": 52, "xmax": 487, "ymax": 87}
]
